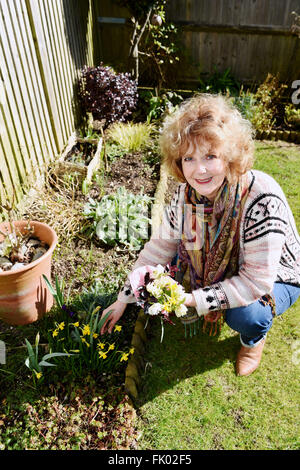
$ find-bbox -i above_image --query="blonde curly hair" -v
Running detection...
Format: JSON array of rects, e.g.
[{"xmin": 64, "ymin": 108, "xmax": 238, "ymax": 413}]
[{"xmin": 159, "ymin": 93, "xmax": 255, "ymax": 184}]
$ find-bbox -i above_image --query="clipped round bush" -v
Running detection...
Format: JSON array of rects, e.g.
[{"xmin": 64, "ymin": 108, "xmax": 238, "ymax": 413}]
[{"xmin": 78, "ymin": 64, "xmax": 138, "ymax": 126}]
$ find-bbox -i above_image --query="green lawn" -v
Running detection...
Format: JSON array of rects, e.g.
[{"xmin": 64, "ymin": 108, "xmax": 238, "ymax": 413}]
[{"xmin": 135, "ymin": 141, "xmax": 300, "ymax": 450}]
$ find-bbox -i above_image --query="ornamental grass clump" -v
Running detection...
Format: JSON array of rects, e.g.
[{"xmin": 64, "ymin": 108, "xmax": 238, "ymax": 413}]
[{"xmin": 106, "ymin": 122, "xmax": 154, "ymax": 153}]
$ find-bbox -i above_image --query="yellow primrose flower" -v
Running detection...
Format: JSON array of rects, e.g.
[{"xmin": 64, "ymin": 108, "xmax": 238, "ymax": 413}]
[
  {"xmin": 81, "ymin": 336, "xmax": 90, "ymax": 347},
  {"xmin": 82, "ymin": 324, "xmax": 90, "ymax": 336},
  {"xmin": 120, "ymin": 353, "xmax": 129, "ymax": 362},
  {"xmin": 108, "ymin": 343, "xmax": 115, "ymax": 351},
  {"xmin": 114, "ymin": 325, "xmax": 122, "ymax": 332},
  {"xmin": 129, "ymin": 347, "xmax": 135, "ymax": 355},
  {"xmin": 58, "ymin": 322, "xmax": 65, "ymax": 330},
  {"xmin": 98, "ymin": 342, "xmax": 105, "ymax": 350},
  {"xmin": 99, "ymin": 351, "xmax": 107, "ymax": 359},
  {"xmin": 52, "ymin": 329, "xmax": 59, "ymax": 338}
]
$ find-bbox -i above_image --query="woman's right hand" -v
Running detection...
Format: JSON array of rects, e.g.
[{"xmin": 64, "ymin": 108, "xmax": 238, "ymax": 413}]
[{"xmin": 100, "ymin": 300, "xmax": 127, "ymax": 335}]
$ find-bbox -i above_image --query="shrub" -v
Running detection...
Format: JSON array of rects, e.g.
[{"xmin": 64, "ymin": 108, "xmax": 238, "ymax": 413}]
[
  {"xmin": 78, "ymin": 64, "xmax": 138, "ymax": 127},
  {"xmin": 250, "ymin": 73, "xmax": 288, "ymax": 131}
]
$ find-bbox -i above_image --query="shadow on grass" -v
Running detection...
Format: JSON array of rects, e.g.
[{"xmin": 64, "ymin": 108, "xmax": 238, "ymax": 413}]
[{"xmin": 136, "ymin": 317, "xmax": 240, "ymax": 406}]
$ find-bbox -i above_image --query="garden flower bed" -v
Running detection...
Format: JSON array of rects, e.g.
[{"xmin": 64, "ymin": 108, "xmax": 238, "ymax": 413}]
[{"xmin": 0, "ymin": 135, "xmax": 160, "ymax": 449}]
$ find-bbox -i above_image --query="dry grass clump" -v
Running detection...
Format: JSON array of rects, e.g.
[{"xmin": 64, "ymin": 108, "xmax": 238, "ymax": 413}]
[{"xmin": 19, "ymin": 163, "xmax": 88, "ymax": 244}]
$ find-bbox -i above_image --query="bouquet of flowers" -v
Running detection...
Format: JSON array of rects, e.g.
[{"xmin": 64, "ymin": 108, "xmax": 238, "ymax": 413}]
[{"xmin": 129, "ymin": 264, "xmax": 188, "ymax": 342}]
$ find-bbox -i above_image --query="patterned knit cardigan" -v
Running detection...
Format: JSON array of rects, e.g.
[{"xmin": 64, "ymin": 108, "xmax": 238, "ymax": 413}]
[{"xmin": 118, "ymin": 170, "xmax": 300, "ymax": 317}]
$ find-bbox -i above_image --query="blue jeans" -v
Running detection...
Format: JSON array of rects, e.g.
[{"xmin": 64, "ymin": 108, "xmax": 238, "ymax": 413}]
[{"xmin": 225, "ymin": 283, "xmax": 300, "ymax": 347}]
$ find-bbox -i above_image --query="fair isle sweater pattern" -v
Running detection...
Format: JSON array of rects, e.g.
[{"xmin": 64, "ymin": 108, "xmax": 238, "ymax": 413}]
[{"xmin": 118, "ymin": 170, "xmax": 300, "ymax": 317}]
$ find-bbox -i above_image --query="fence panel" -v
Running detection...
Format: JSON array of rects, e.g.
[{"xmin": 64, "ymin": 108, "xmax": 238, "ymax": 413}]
[
  {"xmin": 95, "ymin": 0, "xmax": 300, "ymax": 87},
  {"xmin": 0, "ymin": 0, "xmax": 95, "ymax": 206}
]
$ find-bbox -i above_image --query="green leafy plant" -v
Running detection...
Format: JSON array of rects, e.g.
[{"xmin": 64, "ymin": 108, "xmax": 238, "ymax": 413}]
[
  {"xmin": 141, "ymin": 89, "xmax": 184, "ymax": 122},
  {"xmin": 106, "ymin": 122, "xmax": 154, "ymax": 152},
  {"xmin": 141, "ymin": 2, "xmax": 181, "ymax": 90},
  {"xmin": 43, "ymin": 274, "xmax": 65, "ymax": 310},
  {"xmin": 25, "ymin": 333, "xmax": 71, "ymax": 384},
  {"xmin": 284, "ymin": 104, "xmax": 300, "ymax": 129},
  {"xmin": 198, "ymin": 67, "xmax": 240, "ymax": 95},
  {"xmin": 232, "ymin": 88, "xmax": 256, "ymax": 122},
  {"xmin": 83, "ymin": 186, "xmax": 152, "ymax": 250}
]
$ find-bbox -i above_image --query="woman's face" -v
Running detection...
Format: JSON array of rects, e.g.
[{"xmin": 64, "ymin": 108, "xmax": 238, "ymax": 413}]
[{"xmin": 181, "ymin": 141, "xmax": 227, "ymax": 201}]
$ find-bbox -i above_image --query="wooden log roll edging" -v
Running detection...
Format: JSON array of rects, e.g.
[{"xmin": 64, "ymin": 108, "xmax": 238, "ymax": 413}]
[
  {"xmin": 255, "ymin": 129, "xmax": 300, "ymax": 144},
  {"xmin": 124, "ymin": 163, "xmax": 169, "ymax": 401}
]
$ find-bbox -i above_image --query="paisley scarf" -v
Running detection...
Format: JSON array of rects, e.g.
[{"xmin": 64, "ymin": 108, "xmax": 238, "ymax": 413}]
[{"xmin": 175, "ymin": 174, "xmax": 251, "ymax": 336}]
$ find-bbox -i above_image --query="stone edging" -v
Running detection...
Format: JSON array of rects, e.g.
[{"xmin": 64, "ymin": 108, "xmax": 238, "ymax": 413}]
[{"xmin": 124, "ymin": 163, "xmax": 169, "ymax": 400}]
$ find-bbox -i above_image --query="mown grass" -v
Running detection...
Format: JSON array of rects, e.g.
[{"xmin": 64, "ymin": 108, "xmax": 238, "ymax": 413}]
[{"xmin": 136, "ymin": 141, "xmax": 300, "ymax": 450}]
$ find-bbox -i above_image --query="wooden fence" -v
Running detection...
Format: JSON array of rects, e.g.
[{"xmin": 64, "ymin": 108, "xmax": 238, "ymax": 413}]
[
  {"xmin": 0, "ymin": 0, "xmax": 96, "ymax": 206},
  {"xmin": 96, "ymin": 0, "xmax": 300, "ymax": 87}
]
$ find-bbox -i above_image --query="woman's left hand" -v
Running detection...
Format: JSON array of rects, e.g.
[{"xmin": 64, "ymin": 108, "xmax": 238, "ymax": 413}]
[{"xmin": 184, "ymin": 293, "xmax": 196, "ymax": 307}]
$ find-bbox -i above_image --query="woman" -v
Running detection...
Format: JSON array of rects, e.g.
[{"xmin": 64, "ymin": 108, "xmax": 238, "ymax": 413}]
[{"xmin": 100, "ymin": 94, "xmax": 300, "ymax": 376}]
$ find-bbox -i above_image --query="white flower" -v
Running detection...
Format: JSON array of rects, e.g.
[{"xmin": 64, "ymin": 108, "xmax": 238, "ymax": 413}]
[
  {"xmin": 148, "ymin": 303, "xmax": 163, "ymax": 315},
  {"xmin": 146, "ymin": 281, "xmax": 162, "ymax": 298},
  {"xmin": 175, "ymin": 304, "xmax": 188, "ymax": 317}
]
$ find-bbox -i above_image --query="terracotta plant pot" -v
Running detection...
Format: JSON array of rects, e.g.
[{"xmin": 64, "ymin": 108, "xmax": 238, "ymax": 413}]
[{"xmin": 0, "ymin": 221, "xmax": 58, "ymax": 325}]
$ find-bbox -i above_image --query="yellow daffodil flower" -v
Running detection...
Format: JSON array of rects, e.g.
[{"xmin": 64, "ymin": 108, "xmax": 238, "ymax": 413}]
[
  {"xmin": 99, "ymin": 351, "xmax": 107, "ymax": 359},
  {"xmin": 52, "ymin": 329, "xmax": 59, "ymax": 338},
  {"xmin": 82, "ymin": 324, "xmax": 90, "ymax": 336},
  {"xmin": 72, "ymin": 322, "xmax": 79, "ymax": 327},
  {"xmin": 120, "ymin": 353, "xmax": 129, "ymax": 362},
  {"xmin": 58, "ymin": 322, "xmax": 65, "ymax": 330},
  {"xmin": 129, "ymin": 347, "xmax": 135, "ymax": 355},
  {"xmin": 34, "ymin": 371, "xmax": 42, "ymax": 380},
  {"xmin": 70, "ymin": 349, "xmax": 80, "ymax": 353},
  {"xmin": 93, "ymin": 333, "xmax": 99, "ymax": 339},
  {"xmin": 98, "ymin": 342, "xmax": 105, "ymax": 350},
  {"xmin": 81, "ymin": 336, "xmax": 90, "ymax": 347},
  {"xmin": 114, "ymin": 325, "xmax": 122, "ymax": 332},
  {"xmin": 108, "ymin": 343, "xmax": 115, "ymax": 351}
]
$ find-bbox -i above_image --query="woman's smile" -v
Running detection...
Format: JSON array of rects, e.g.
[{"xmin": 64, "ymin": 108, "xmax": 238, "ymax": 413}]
[{"xmin": 195, "ymin": 177, "xmax": 213, "ymax": 184}]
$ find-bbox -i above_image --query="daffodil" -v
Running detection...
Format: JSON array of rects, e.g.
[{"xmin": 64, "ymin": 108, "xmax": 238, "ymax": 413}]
[
  {"xmin": 93, "ymin": 333, "xmax": 99, "ymax": 339},
  {"xmin": 99, "ymin": 351, "xmax": 107, "ymax": 359},
  {"xmin": 71, "ymin": 321, "xmax": 79, "ymax": 327},
  {"xmin": 108, "ymin": 343, "xmax": 115, "ymax": 351},
  {"xmin": 120, "ymin": 352, "xmax": 129, "ymax": 362},
  {"xmin": 129, "ymin": 347, "xmax": 135, "ymax": 355},
  {"xmin": 81, "ymin": 336, "xmax": 90, "ymax": 347},
  {"xmin": 98, "ymin": 342, "xmax": 105, "ymax": 350},
  {"xmin": 82, "ymin": 324, "xmax": 90, "ymax": 336},
  {"xmin": 114, "ymin": 325, "xmax": 122, "ymax": 332},
  {"xmin": 52, "ymin": 329, "xmax": 59, "ymax": 338},
  {"xmin": 34, "ymin": 370, "xmax": 42, "ymax": 380},
  {"xmin": 58, "ymin": 322, "xmax": 65, "ymax": 330}
]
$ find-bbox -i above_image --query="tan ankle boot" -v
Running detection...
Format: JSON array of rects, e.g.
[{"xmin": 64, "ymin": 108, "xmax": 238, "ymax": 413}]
[{"xmin": 236, "ymin": 339, "xmax": 266, "ymax": 376}]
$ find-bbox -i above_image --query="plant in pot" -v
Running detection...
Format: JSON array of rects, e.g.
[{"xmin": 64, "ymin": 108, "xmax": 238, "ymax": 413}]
[{"xmin": 0, "ymin": 202, "xmax": 58, "ymax": 325}]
